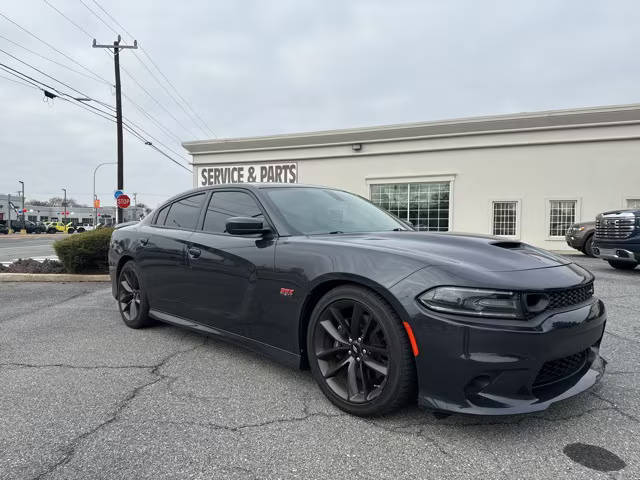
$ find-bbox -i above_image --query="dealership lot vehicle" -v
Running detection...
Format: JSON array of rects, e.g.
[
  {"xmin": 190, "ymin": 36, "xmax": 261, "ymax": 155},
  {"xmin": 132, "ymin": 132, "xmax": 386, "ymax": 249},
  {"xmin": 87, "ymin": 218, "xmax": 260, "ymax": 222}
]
[
  {"xmin": 110, "ymin": 184, "xmax": 606, "ymax": 416},
  {"xmin": 46, "ymin": 221, "xmax": 75, "ymax": 234},
  {"xmin": 566, "ymin": 221, "xmax": 596, "ymax": 256},
  {"xmin": 0, "ymin": 256, "xmax": 638, "ymax": 479},
  {"xmin": 594, "ymin": 208, "xmax": 640, "ymax": 270}
]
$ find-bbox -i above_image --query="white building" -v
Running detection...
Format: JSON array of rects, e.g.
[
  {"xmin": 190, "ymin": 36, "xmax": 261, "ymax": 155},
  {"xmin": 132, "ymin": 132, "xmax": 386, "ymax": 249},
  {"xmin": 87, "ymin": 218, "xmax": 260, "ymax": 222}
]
[{"xmin": 183, "ymin": 104, "xmax": 640, "ymax": 251}]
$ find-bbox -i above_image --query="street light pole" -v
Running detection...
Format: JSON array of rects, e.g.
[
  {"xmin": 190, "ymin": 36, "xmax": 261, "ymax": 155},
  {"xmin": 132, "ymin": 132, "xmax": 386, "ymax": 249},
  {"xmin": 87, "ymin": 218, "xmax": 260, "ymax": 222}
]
[
  {"xmin": 93, "ymin": 162, "xmax": 117, "ymax": 226},
  {"xmin": 62, "ymin": 188, "xmax": 67, "ymax": 224},
  {"xmin": 18, "ymin": 180, "xmax": 24, "ymax": 223}
]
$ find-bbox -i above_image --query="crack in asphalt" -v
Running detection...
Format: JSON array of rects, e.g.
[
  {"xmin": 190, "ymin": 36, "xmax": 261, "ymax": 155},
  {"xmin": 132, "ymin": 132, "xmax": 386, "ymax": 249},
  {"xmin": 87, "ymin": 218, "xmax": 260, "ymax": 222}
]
[
  {"xmin": 589, "ymin": 390, "xmax": 640, "ymax": 424},
  {"xmin": 604, "ymin": 330, "xmax": 640, "ymax": 346},
  {"xmin": 30, "ymin": 340, "xmax": 207, "ymax": 480}
]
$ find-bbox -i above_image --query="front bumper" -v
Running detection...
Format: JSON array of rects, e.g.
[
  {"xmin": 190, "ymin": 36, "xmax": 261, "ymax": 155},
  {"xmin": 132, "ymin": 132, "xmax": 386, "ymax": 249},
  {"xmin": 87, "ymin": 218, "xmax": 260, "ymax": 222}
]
[
  {"xmin": 565, "ymin": 233, "xmax": 586, "ymax": 249},
  {"xmin": 593, "ymin": 240, "xmax": 640, "ymax": 263},
  {"xmin": 401, "ymin": 298, "xmax": 606, "ymax": 415}
]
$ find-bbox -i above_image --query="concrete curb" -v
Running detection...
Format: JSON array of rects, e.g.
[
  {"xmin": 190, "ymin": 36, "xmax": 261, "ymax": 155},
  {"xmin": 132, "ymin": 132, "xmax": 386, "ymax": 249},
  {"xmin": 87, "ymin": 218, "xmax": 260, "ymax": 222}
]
[{"xmin": 0, "ymin": 273, "xmax": 110, "ymax": 282}]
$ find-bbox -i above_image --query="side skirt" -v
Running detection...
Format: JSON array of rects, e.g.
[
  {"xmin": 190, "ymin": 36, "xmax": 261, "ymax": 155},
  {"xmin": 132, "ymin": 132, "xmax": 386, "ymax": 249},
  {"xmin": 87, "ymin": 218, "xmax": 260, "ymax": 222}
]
[{"xmin": 149, "ymin": 309, "xmax": 301, "ymax": 369}]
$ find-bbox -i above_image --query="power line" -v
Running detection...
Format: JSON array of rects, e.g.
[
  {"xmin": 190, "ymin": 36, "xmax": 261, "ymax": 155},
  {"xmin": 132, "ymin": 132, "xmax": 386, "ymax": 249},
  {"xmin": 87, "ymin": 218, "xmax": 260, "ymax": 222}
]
[
  {"xmin": 77, "ymin": 0, "xmax": 119, "ymax": 37},
  {"xmin": 0, "ymin": 32, "xmax": 111, "ymax": 85},
  {"xmin": 0, "ymin": 61, "xmax": 191, "ymax": 173},
  {"xmin": 43, "ymin": 0, "xmax": 93, "ymax": 40},
  {"xmin": 39, "ymin": 1, "xmax": 187, "ymax": 144},
  {"xmin": 90, "ymin": 0, "xmax": 216, "ymax": 138},
  {"xmin": 0, "ymin": 10, "xmax": 110, "ymax": 85},
  {"xmin": 0, "ymin": 71, "xmax": 41, "ymax": 90}
]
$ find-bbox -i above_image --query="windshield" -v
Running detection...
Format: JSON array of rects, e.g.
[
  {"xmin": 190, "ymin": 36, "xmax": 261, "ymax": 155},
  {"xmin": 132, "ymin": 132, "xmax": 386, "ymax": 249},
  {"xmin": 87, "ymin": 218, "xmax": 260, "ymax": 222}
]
[{"xmin": 264, "ymin": 187, "xmax": 409, "ymax": 235}]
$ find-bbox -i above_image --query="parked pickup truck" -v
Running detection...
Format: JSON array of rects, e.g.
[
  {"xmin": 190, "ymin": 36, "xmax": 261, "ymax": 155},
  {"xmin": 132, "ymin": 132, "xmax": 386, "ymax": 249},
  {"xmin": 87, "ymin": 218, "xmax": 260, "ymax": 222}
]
[{"xmin": 593, "ymin": 208, "xmax": 640, "ymax": 270}]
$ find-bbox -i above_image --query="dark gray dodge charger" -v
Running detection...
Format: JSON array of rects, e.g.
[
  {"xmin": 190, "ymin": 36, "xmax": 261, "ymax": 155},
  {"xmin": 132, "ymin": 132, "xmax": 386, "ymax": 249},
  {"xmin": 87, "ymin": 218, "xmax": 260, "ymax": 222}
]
[{"xmin": 109, "ymin": 184, "xmax": 606, "ymax": 416}]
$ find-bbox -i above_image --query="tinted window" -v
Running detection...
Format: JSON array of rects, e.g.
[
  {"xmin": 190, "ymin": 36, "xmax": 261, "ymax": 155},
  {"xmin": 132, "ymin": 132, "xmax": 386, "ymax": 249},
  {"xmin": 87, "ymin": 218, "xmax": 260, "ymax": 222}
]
[
  {"xmin": 164, "ymin": 193, "xmax": 205, "ymax": 230},
  {"xmin": 155, "ymin": 204, "xmax": 170, "ymax": 225},
  {"xmin": 263, "ymin": 187, "xmax": 407, "ymax": 235},
  {"xmin": 203, "ymin": 191, "xmax": 264, "ymax": 233}
]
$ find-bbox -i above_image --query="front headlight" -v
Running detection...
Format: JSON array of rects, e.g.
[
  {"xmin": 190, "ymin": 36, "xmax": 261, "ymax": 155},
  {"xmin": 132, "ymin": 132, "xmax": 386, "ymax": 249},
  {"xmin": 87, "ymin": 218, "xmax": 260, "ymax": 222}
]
[{"xmin": 418, "ymin": 287, "xmax": 524, "ymax": 319}]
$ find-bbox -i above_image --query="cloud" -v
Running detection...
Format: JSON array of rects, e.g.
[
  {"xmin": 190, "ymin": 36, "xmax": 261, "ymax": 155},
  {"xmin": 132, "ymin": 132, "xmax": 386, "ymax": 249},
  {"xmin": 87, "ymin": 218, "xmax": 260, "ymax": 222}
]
[{"xmin": 1, "ymin": 0, "xmax": 639, "ymax": 206}]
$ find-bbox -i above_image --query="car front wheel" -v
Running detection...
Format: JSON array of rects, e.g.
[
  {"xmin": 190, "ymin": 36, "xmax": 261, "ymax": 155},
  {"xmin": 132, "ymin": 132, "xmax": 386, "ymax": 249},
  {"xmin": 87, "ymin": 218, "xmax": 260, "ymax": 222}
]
[
  {"xmin": 608, "ymin": 260, "xmax": 639, "ymax": 270},
  {"xmin": 117, "ymin": 262, "xmax": 154, "ymax": 328},
  {"xmin": 307, "ymin": 285, "xmax": 416, "ymax": 416},
  {"xmin": 583, "ymin": 235, "xmax": 595, "ymax": 257}
]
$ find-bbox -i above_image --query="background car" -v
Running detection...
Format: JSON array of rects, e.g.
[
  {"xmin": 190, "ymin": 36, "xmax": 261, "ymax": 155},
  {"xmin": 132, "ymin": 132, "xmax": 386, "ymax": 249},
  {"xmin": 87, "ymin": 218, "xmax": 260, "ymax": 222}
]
[
  {"xmin": 75, "ymin": 223, "xmax": 95, "ymax": 233},
  {"xmin": 46, "ymin": 221, "xmax": 75, "ymax": 234},
  {"xmin": 0, "ymin": 223, "xmax": 8, "ymax": 234},
  {"xmin": 566, "ymin": 221, "xmax": 596, "ymax": 256}
]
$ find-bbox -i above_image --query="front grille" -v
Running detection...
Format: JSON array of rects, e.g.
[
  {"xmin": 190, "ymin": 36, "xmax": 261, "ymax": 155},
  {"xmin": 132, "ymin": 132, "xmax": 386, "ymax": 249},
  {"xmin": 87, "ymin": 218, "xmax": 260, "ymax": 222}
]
[
  {"xmin": 595, "ymin": 214, "xmax": 636, "ymax": 240},
  {"xmin": 533, "ymin": 350, "xmax": 588, "ymax": 388},
  {"xmin": 546, "ymin": 283, "xmax": 594, "ymax": 310}
]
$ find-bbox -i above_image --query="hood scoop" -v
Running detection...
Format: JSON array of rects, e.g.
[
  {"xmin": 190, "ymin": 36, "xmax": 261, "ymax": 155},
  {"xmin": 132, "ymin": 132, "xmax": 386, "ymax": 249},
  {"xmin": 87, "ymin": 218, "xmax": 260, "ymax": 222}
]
[{"xmin": 491, "ymin": 241, "xmax": 523, "ymax": 249}]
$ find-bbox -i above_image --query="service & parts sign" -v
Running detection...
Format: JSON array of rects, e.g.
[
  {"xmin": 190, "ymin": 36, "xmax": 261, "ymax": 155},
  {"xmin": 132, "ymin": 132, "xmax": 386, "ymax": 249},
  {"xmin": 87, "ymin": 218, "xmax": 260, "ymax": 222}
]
[{"xmin": 197, "ymin": 163, "xmax": 297, "ymax": 186}]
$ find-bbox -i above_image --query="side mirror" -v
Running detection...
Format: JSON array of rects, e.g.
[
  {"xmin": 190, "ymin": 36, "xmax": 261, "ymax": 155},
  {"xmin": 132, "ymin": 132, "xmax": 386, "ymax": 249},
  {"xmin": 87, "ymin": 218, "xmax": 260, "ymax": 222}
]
[{"xmin": 226, "ymin": 217, "xmax": 269, "ymax": 235}]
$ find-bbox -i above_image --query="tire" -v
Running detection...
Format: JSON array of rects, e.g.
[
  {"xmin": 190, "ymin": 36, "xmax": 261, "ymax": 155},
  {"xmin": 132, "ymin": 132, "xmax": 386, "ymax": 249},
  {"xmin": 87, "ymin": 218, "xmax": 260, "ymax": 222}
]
[
  {"xmin": 68, "ymin": 228, "xmax": 75, "ymax": 234},
  {"xmin": 47, "ymin": 228, "xmax": 56, "ymax": 234},
  {"xmin": 607, "ymin": 260, "xmax": 639, "ymax": 270},
  {"xmin": 117, "ymin": 261, "xmax": 154, "ymax": 328},
  {"xmin": 307, "ymin": 285, "xmax": 416, "ymax": 416},
  {"xmin": 77, "ymin": 228, "xmax": 85, "ymax": 233},
  {"xmin": 583, "ymin": 235, "xmax": 595, "ymax": 257}
]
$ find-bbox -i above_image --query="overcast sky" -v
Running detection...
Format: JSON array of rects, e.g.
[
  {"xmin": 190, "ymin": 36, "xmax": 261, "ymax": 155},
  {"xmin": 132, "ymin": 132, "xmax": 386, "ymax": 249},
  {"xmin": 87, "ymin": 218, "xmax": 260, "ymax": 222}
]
[{"xmin": 1, "ymin": 0, "xmax": 639, "ymax": 207}]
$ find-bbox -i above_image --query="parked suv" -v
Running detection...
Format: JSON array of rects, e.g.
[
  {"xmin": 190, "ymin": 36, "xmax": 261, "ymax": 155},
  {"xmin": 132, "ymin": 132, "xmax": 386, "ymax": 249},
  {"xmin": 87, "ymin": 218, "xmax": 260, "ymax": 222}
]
[
  {"xmin": 45, "ymin": 221, "xmax": 75, "ymax": 234},
  {"xmin": 565, "ymin": 221, "xmax": 596, "ymax": 257},
  {"xmin": 9, "ymin": 220, "xmax": 46, "ymax": 234},
  {"xmin": 593, "ymin": 208, "xmax": 640, "ymax": 270}
]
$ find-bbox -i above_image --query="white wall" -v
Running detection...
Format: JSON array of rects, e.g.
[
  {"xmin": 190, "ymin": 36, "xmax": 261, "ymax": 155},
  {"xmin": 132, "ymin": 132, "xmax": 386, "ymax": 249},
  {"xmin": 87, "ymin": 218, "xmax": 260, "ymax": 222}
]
[{"xmin": 191, "ymin": 123, "xmax": 640, "ymax": 251}]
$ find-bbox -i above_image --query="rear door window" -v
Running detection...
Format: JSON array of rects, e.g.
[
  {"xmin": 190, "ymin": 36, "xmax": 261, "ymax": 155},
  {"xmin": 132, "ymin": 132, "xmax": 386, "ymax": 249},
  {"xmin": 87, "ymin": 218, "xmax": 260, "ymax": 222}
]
[
  {"xmin": 202, "ymin": 191, "xmax": 264, "ymax": 234},
  {"xmin": 154, "ymin": 204, "xmax": 170, "ymax": 225},
  {"xmin": 163, "ymin": 193, "xmax": 206, "ymax": 230}
]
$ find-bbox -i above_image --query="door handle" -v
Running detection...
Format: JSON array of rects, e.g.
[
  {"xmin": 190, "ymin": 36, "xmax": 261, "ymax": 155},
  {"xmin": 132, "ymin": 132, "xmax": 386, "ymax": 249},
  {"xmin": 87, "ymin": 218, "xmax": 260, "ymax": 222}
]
[
  {"xmin": 187, "ymin": 247, "xmax": 201, "ymax": 259},
  {"xmin": 139, "ymin": 238, "xmax": 149, "ymax": 247}
]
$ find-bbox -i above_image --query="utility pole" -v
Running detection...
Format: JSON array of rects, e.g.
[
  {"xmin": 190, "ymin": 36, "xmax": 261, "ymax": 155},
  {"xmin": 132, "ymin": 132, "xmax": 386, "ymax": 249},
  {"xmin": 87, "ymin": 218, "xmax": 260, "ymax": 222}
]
[
  {"xmin": 18, "ymin": 181, "xmax": 24, "ymax": 223},
  {"xmin": 7, "ymin": 193, "xmax": 11, "ymax": 232},
  {"xmin": 92, "ymin": 35, "xmax": 137, "ymax": 224},
  {"xmin": 62, "ymin": 188, "xmax": 67, "ymax": 224}
]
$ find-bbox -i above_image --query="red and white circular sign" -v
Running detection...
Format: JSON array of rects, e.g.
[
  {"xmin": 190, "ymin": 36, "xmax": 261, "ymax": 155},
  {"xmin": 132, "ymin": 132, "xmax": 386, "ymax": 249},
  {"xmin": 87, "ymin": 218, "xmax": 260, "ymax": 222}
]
[{"xmin": 116, "ymin": 194, "xmax": 131, "ymax": 208}]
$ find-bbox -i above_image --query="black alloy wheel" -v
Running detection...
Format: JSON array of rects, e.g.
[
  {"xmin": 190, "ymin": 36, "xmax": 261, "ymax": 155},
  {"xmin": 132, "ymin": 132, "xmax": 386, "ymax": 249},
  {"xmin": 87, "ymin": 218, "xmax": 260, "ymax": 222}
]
[
  {"xmin": 308, "ymin": 286, "xmax": 416, "ymax": 416},
  {"xmin": 583, "ymin": 235, "xmax": 595, "ymax": 257},
  {"xmin": 117, "ymin": 262, "xmax": 153, "ymax": 328}
]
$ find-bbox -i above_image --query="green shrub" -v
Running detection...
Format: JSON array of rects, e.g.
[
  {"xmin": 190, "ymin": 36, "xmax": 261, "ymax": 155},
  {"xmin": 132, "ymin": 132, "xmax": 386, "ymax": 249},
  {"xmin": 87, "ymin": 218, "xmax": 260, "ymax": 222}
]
[{"xmin": 54, "ymin": 228, "xmax": 114, "ymax": 273}]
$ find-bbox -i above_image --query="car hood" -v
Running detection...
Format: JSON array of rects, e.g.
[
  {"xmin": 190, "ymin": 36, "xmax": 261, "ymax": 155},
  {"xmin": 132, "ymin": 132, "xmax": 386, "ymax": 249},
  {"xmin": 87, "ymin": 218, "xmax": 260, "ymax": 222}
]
[{"xmin": 308, "ymin": 231, "xmax": 572, "ymax": 273}]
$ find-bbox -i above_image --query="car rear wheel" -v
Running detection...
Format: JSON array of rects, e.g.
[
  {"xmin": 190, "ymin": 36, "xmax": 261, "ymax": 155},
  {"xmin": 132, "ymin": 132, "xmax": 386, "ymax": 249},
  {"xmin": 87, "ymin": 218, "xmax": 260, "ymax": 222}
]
[
  {"xmin": 307, "ymin": 285, "xmax": 416, "ymax": 416},
  {"xmin": 583, "ymin": 234, "xmax": 595, "ymax": 257},
  {"xmin": 608, "ymin": 260, "xmax": 639, "ymax": 270},
  {"xmin": 47, "ymin": 228, "xmax": 56, "ymax": 234},
  {"xmin": 118, "ymin": 262, "xmax": 154, "ymax": 328}
]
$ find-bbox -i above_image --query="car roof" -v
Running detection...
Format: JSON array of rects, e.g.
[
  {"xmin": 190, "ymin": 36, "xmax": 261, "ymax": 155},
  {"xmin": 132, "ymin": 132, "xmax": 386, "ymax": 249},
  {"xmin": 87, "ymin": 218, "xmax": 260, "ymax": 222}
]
[{"xmin": 160, "ymin": 183, "xmax": 344, "ymax": 206}]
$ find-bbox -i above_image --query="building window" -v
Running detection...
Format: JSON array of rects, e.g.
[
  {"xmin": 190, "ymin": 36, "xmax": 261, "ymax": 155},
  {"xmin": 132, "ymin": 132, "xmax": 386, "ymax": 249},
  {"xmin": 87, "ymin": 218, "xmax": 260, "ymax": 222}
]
[
  {"xmin": 370, "ymin": 182, "xmax": 450, "ymax": 231},
  {"xmin": 492, "ymin": 201, "xmax": 518, "ymax": 237},
  {"xmin": 626, "ymin": 198, "xmax": 640, "ymax": 209},
  {"xmin": 548, "ymin": 200, "xmax": 576, "ymax": 237}
]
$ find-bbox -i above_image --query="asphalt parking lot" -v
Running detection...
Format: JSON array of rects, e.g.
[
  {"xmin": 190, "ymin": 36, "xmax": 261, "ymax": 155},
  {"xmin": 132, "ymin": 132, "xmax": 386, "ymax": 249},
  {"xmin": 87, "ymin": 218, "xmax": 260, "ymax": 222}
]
[{"xmin": 0, "ymin": 256, "xmax": 638, "ymax": 479}]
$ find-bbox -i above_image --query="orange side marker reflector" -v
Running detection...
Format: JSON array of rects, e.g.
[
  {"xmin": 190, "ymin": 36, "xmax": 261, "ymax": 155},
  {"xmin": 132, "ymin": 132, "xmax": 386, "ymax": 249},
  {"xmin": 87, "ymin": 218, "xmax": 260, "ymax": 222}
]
[{"xmin": 402, "ymin": 321, "xmax": 419, "ymax": 357}]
